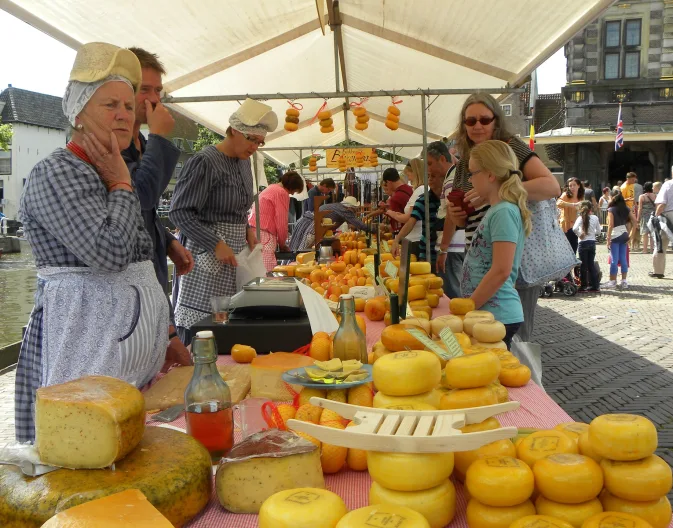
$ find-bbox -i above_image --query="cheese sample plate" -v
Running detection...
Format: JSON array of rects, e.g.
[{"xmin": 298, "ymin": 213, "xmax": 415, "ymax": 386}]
[{"xmin": 281, "ymin": 364, "xmax": 373, "ymax": 390}]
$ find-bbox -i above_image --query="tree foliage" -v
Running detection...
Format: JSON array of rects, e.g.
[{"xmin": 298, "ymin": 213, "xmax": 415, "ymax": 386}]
[
  {"xmin": 0, "ymin": 120, "xmax": 12, "ymax": 151},
  {"xmin": 192, "ymin": 124, "xmax": 223, "ymax": 152}
]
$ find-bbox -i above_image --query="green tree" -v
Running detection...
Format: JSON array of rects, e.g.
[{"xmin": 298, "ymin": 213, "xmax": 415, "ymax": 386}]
[
  {"xmin": 264, "ymin": 158, "xmax": 279, "ymax": 185},
  {"xmin": 0, "ymin": 120, "xmax": 12, "ymax": 151},
  {"xmin": 192, "ymin": 124, "xmax": 223, "ymax": 152}
]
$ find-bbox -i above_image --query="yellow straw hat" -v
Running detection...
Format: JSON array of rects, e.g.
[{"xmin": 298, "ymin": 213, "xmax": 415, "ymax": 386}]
[{"xmin": 69, "ymin": 42, "xmax": 142, "ymax": 92}]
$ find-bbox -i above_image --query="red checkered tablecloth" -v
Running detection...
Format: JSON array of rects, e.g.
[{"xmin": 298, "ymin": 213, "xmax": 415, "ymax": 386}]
[{"xmin": 145, "ymin": 296, "xmax": 584, "ymax": 528}]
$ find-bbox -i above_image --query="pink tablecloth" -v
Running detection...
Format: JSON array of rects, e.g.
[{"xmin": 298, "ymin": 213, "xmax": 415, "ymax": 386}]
[{"xmin": 145, "ymin": 295, "xmax": 579, "ymax": 528}]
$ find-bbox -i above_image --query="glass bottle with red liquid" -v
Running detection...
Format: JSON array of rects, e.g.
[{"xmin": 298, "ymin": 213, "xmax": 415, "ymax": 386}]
[{"xmin": 184, "ymin": 330, "xmax": 234, "ymax": 462}]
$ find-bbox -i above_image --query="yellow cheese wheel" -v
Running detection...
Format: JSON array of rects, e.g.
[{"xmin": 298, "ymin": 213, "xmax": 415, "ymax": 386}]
[
  {"xmin": 381, "ymin": 324, "xmax": 428, "ymax": 352},
  {"xmin": 499, "ymin": 364, "xmax": 532, "ymax": 388},
  {"xmin": 577, "ymin": 429, "xmax": 602, "ymax": 463},
  {"xmin": 296, "ymin": 252, "xmax": 315, "ymax": 264},
  {"xmin": 428, "ymin": 276, "xmax": 443, "ymax": 289},
  {"xmin": 588, "ymin": 414, "xmax": 657, "ymax": 461},
  {"xmin": 460, "ymin": 417, "xmax": 501, "ymax": 434},
  {"xmin": 258, "ymin": 488, "xmax": 348, "ymax": 528},
  {"xmin": 231, "ymin": 344, "xmax": 257, "ymax": 363},
  {"xmin": 373, "ymin": 350, "xmax": 441, "ymax": 396},
  {"xmin": 449, "ymin": 297, "xmax": 476, "ymax": 315},
  {"xmin": 535, "ymin": 496, "xmax": 603, "ymax": 528},
  {"xmin": 510, "ymin": 515, "xmax": 576, "ymax": 528},
  {"xmin": 428, "ymin": 287, "xmax": 444, "ymax": 297},
  {"xmin": 409, "ymin": 299, "xmax": 430, "ymax": 309},
  {"xmin": 463, "ymin": 316, "xmax": 495, "ymax": 336},
  {"xmin": 600, "ymin": 455, "xmax": 672, "ymax": 501},
  {"xmin": 399, "ymin": 318, "xmax": 432, "ymax": 335},
  {"xmin": 533, "ymin": 454, "xmax": 603, "ymax": 504},
  {"xmin": 472, "ymin": 321, "xmax": 507, "ymax": 343},
  {"xmin": 516, "ymin": 430, "xmax": 578, "ymax": 467},
  {"xmin": 553, "ymin": 422, "xmax": 589, "ymax": 444},
  {"xmin": 0, "ymin": 427, "xmax": 212, "ymax": 527},
  {"xmin": 410, "ymin": 261, "xmax": 432, "ymax": 275},
  {"xmin": 489, "ymin": 382, "xmax": 510, "ymax": 403},
  {"xmin": 408, "ymin": 276, "xmax": 430, "ymax": 288},
  {"xmin": 454, "ymin": 332, "xmax": 472, "ymax": 348},
  {"xmin": 466, "ymin": 498, "xmax": 536, "ymax": 528},
  {"xmin": 367, "ymin": 451, "xmax": 454, "ymax": 492},
  {"xmin": 466, "ymin": 456, "xmax": 534, "ymax": 507},
  {"xmin": 599, "ymin": 490, "xmax": 672, "ymax": 528},
  {"xmin": 369, "ymin": 479, "xmax": 456, "ymax": 528},
  {"xmin": 465, "ymin": 310, "xmax": 496, "ymax": 320},
  {"xmin": 426, "ymin": 293, "xmax": 440, "ymax": 308},
  {"xmin": 454, "ymin": 439, "xmax": 516, "ymax": 482},
  {"xmin": 472, "ymin": 340, "xmax": 508, "ymax": 350},
  {"xmin": 336, "ymin": 504, "xmax": 431, "ymax": 527},
  {"xmin": 581, "ymin": 512, "xmax": 653, "ymax": 528},
  {"xmin": 408, "ymin": 284, "xmax": 428, "ymax": 300},
  {"xmin": 430, "ymin": 315, "xmax": 463, "ymax": 336},
  {"xmin": 373, "ymin": 389, "xmax": 441, "ymax": 410},
  {"xmin": 444, "ymin": 351, "xmax": 501, "ymax": 389},
  {"xmin": 439, "ymin": 386, "xmax": 498, "ymax": 410}
]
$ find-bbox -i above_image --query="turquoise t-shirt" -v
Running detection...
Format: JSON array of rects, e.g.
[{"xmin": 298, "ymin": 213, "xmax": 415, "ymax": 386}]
[{"xmin": 460, "ymin": 201, "xmax": 525, "ymax": 324}]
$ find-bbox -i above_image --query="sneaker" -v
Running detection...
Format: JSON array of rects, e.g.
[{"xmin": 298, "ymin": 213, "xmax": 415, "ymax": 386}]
[
  {"xmin": 601, "ymin": 280, "xmax": 617, "ymax": 289},
  {"xmin": 620, "ymin": 280, "xmax": 628, "ymax": 290},
  {"xmin": 648, "ymin": 271, "xmax": 665, "ymax": 278}
]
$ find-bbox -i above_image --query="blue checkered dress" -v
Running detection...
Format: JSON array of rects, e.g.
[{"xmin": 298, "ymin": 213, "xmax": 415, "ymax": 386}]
[{"xmin": 15, "ymin": 148, "xmax": 154, "ymax": 442}]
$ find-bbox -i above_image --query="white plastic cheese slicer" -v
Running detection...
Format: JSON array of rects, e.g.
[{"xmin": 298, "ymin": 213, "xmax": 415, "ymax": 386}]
[{"xmin": 286, "ymin": 398, "xmax": 519, "ymax": 453}]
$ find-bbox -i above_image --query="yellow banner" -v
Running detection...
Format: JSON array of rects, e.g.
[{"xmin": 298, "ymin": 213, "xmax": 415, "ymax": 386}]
[{"xmin": 325, "ymin": 148, "xmax": 374, "ymax": 168}]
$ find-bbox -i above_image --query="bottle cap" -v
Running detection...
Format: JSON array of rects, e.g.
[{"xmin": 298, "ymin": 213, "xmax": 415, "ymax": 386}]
[
  {"xmin": 339, "ymin": 294, "xmax": 353, "ymax": 300},
  {"xmin": 196, "ymin": 330, "xmax": 214, "ymax": 339}
]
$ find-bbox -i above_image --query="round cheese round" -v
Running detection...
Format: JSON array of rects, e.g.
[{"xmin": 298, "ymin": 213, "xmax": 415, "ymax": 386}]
[
  {"xmin": 588, "ymin": 414, "xmax": 657, "ymax": 461},
  {"xmin": 439, "ymin": 386, "xmax": 499, "ymax": 410},
  {"xmin": 259, "ymin": 488, "xmax": 348, "ymax": 528},
  {"xmin": 444, "ymin": 351, "xmax": 501, "ymax": 389},
  {"xmin": 535, "ymin": 496, "xmax": 603, "ymax": 528},
  {"xmin": 373, "ymin": 350, "xmax": 441, "ymax": 396},
  {"xmin": 373, "ymin": 390, "xmax": 440, "ymax": 410},
  {"xmin": 472, "ymin": 321, "xmax": 506, "ymax": 343},
  {"xmin": 533, "ymin": 454, "xmax": 603, "ymax": 504},
  {"xmin": 581, "ymin": 512, "xmax": 653, "ymax": 528},
  {"xmin": 510, "ymin": 515, "xmax": 576, "ymax": 528},
  {"xmin": 454, "ymin": 439, "xmax": 516, "ymax": 482},
  {"xmin": 336, "ymin": 504, "xmax": 431, "ymax": 527},
  {"xmin": 516, "ymin": 430, "xmax": 578, "ymax": 467},
  {"xmin": 466, "ymin": 456, "xmax": 534, "ymax": 507},
  {"xmin": 367, "ymin": 451, "xmax": 454, "ymax": 492},
  {"xmin": 599, "ymin": 490, "xmax": 671, "ymax": 528},
  {"xmin": 466, "ymin": 498, "xmax": 536, "ymax": 528},
  {"xmin": 600, "ymin": 455, "xmax": 672, "ymax": 502}
]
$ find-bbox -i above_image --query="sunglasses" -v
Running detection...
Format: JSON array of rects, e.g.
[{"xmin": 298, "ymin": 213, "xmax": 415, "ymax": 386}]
[
  {"xmin": 243, "ymin": 133, "xmax": 265, "ymax": 147},
  {"xmin": 463, "ymin": 116, "xmax": 496, "ymax": 127}
]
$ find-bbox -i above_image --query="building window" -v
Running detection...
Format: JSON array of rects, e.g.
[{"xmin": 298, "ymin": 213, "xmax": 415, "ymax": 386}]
[
  {"xmin": 602, "ymin": 19, "xmax": 641, "ymax": 80},
  {"xmin": 174, "ymin": 161, "xmax": 183, "ymax": 180},
  {"xmin": 625, "ymin": 19, "xmax": 641, "ymax": 47},
  {"xmin": 605, "ymin": 53, "xmax": 620, "ymax": 79},
  {"xmin": 500, "ymin": 104, "xmax": 512, "ymax": 116},
  {"xmin": 605, "ymin": 21, "xmax": 621, "ymax": 48},
  {"xmin": 0, "ymin": 151, "xmax": 10, "ymax": 175},
  {"xmin": 624, "ymin": 52, "xmax": 640, "ymax": 78},
  {"xmin": 571, "ymin": 91, "xmax": 586, "ymax": 103}
]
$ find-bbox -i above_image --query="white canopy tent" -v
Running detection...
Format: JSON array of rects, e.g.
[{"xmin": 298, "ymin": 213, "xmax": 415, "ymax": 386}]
[{"xmin": 2, "ymin": 0, "xmax": 614, "ymax": 166}]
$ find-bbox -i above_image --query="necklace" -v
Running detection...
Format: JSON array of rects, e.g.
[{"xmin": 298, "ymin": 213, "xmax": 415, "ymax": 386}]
[{"xmin": 66, "ymin": 141, "xmax": 92, "ymax": 165}]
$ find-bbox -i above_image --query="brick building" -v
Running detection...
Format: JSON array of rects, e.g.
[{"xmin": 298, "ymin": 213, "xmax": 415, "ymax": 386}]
[{"xmin": 537, "ymin": 0, "xmax": 673, "ymax": 188}]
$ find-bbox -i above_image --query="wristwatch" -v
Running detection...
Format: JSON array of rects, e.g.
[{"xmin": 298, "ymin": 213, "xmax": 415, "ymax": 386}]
[{"xmin": 439, "ymin": 248, "xmax": 449, "ymax": 255}]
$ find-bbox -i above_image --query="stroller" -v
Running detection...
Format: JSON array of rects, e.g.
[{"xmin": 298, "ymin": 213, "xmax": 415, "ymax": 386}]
[{"xmin": 540, "ymin": 261, "xmax": 602, "ymax": 298}]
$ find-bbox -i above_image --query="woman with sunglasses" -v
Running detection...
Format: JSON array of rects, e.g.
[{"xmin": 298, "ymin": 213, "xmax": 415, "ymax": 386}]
[
  {"xmin": 169, "ymin": 99, "xmax": 277, "ymax": 343},
  {"xmin": 437, "ymin": 93, "xmax": 560, "ymax": 341}
]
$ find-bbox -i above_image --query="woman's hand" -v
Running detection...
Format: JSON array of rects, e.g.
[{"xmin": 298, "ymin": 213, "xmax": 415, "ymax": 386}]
[
  {"xmin": 391, "ymin": 239, "xmax": 400, "ymax": 257},
  {"xmin": 246, "ymin": 227, "xmax": 257, "ymax": 249},
  {"xmin": 447, "ymin": 203, "xmax": 467, "ymax": 227},
  {"xmin": 215, "ymin": 240, "xmax": 237, "ymax": 266},
  {"xmin": 464, "ymin": 189, "xmax": 486, "ymax": 209},
  {"xmin": 168, "ymin": 239, "xmax": 194, "ymax": 276},
  {"xmin": 82, "ymin": 132, "xmax": 132, "ymax": 189},
  {"xmin": 437, "ymin": 252, "xmax": 447, "ymax": 273}
]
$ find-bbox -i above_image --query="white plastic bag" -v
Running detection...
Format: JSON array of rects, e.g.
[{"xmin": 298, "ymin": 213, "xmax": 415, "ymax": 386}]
[
  {"xmin": 235, "ymin": 244, "xmax": 267, "ymax": 291},
  {"xmin": 510, "ymin": 335, "xmax": 543, "ymax": 389}
]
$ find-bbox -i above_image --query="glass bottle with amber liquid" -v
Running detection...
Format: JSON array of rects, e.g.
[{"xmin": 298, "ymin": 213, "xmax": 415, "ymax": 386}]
[
  {"xmin": 185, "ymin": 330, "xmax": 234, "ymax": 462},
  {"xmin": 332, "ymin": 294, "xmax": 368, "ymax": 363}
]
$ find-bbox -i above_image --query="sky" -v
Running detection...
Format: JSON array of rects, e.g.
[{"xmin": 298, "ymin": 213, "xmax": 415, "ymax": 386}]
[{"xmin": 0, "ymin": 9, "xmax": 567, "ymax": 99}]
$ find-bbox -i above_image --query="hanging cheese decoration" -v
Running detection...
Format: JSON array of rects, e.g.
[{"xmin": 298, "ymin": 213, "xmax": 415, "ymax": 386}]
[
  {"xmin": 352, "ymin": 104, "xmax": 369, "ymax": 131},
  {"xmin": 338, "ymin": 155, "xmax": 347, "ymax": 172},
  {"xmin": 369, "ymin": 149, "xmax": 378, "ymax": 167},
  {"xmin": 318, "ymin": 109, "xmax": 333, "ymax": 133},
  {"xmin": 386, "ymin": 103, "xmax": 401, "ymax": 130},
  {"xmin": 309, "ymin": 155, "xmax": 318, "ymax": 172},
  {"xmin": 355, "ymin": 150, "xmax": 365, "ymax": 168},
  {"xmin": 284, "ymin": 103, "xmax": 301, "ymax": 132}
]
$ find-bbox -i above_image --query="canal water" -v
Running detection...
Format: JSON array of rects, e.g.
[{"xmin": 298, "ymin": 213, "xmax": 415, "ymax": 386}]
[{"xmin": 0, "ymin": 242, "xmax": 36, "ymax": 348}]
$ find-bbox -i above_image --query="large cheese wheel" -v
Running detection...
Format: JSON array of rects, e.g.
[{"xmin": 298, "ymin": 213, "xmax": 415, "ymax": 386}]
[
  {"xmin": 449, "ymin": 297, "xmax": 475, "ymax": 315},
  {"xmin": 439, "ymin": 386, "xmax": 498, "ymax": 410},
  {"xmin": 258, "ymin": 488, "xmax": 348, "ymax": 528},
  {"xmin": 489, "ymin": 382, "xmax": 510, "ymax": 403},
  {"xmin": 400, "ymin": 318, "xmax": 432, "ymax": 335},
  {"xmin": 369, "ymin": 479, "xmax": 456, "ymax": 528},
  {"xmin": 600, "ymin": 455, "xmax": 672, "ymax": 501},
  {"xmin": 465, "ymin": 310, "xmax": 495, "ymax": 320},
  {"xmin": 533, "ymin": 454, "xmax": 603, "ymax": 504},
  {"xmin": 466, "ymin": 498, "xmax": 536, "ymax": 528},
  {"xmin": 599, "ymin": 490, "xmax": 672, "ymax": 528},
  {"xmin": 516, "ymin": 430, "xmax": 578, "ymax": 467},
  {"xmin": 373, "ymin": 389, "xmax": 441, "ymax": 410},
  {"xmin": 428, "ymin": 276, "xmax": 443, "ymax": 289},
  {"xmin": 535, "ymin": 496, "xmax": 603, "ymax": 528},
  {"xmin": 336, "ymin": 504, "xmax": 431, "ymax": 528},
  {"xmin": 454, "ymin": 439, "xmax": 515, "ymax": 482},
  {"xmin": 410, "ymin": 261, "xmax": 432, "ymax": 275},
  {"xmin": 426, "ymin": 293, "xmax": 440, "ymax": 308},
  {"xmin": 499, "ymin": 363, "xmax": 532, "ymax": 387},
  {"xmin": 367, "ymin": 451, "xmax": 454, "ymax": 492},
  {"xmin": 466, "ymin": 456, "xmax": 534, "ymax": 506},
  {"xmin": 472, "ymin": 321, "xmax": 507, "ymax": 343},
  {"xmin": 381, "ymin": 324, "xmax": 428, "ymax": 352},
  {"xmin": 430, "ymin": 315, "xmax": 463, "ymax": 336},
  {"xmin": 0, "ymin": 427, "xmax": 212, "ymax": 527},
  {"xmin": 581, "ymin": 512, "xmax": 653, "ymax": 528},
  {"xmin": 35, "ymin": 376, "xmax": 145, "ymax": 469},
  {"xmin": 373, "ymin": 350, "xmax": 441, "ymax": 396},
  {"xmin": 589, "ymin": 414, "xmax": 657, "ymax": 461},
  {"xmin": 472, "ymin": 339, "xmax": 509, "ymax": 350},
  {"xmin": 463, "ymin": 316, "xmax": 495, "ymax": 336},
  {"xmin": 577, "ymin": 429, "xmax": 602, "ymax": 463},
  {"xmin": 408, "ymin": 284, "xmax": 428, "ymax": 300},
  {"xmin": 510, "ymin": 516, "xmax": 576, "ymax": 528},
  {"xmin": 444, "ymin": 351, "xmax": 501, "ymax": 389},
  {"xmin": 553, "ymin": 422, "xmax": 589, "ymax": 444}
]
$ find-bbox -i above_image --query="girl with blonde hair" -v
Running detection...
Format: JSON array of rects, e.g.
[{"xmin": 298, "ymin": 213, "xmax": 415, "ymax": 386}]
[
  {"xmin": 386, "ymin": 158, "xmax": 426, "ymax": 250},
  {"xmin": 460, "ymin": 140, "xmax": 531, "ymax": 349}
]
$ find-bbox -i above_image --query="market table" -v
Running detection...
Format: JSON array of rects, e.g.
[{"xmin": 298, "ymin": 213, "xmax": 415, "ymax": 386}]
[{"xmin": 145, "ymin": 295, "xmax": 585, "ymax": 528}]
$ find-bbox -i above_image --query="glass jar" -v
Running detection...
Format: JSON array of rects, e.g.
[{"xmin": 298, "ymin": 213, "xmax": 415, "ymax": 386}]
[
  {"xmin": 332, "ymin": 294, "xmax": 367, "ymax": 363},
  {"xmin": 184, "ymin": 330, "xmax": 233, "ymax": 462}
]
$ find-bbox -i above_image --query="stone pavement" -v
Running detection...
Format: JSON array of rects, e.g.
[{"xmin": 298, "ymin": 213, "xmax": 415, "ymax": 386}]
[{"xmin": 0, "ymin": 244, "xmax": 671, "ymax": 481}]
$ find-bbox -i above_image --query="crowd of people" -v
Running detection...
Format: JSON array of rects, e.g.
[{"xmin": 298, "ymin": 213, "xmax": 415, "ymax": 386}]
[{"xmin": 12, "ymin": 41, "xmax": 673, "ymax": 444}]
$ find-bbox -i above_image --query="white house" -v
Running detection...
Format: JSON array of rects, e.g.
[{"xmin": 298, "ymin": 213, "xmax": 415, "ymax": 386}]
[{"xmin": 0, "ymin": 86, "xmax": 69, "ymax": 220}]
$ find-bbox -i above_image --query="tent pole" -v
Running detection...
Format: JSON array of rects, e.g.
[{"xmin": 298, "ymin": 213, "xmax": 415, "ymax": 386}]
[
  {"xmin": 421, "ymin": 94, "xmax": 431, "ymax": 270},
  {"xmin": 259, "ymin": 142, "xmax": 423, "ymax": 152},
  {"xmin": 253, "ymin": 153, "xmax": 261, "ymax": 243}
]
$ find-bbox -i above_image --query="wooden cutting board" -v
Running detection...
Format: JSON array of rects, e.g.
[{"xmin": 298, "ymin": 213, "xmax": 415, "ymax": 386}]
[{"xmin": 143, "ymin": 364, "xmax": 251, "ymax": 411}]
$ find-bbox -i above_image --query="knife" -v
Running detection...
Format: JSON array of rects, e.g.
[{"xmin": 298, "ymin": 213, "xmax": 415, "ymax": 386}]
[
  {"xmin": 152, "ymin": 404, "xmax": 185, "ymax": 423},
  {"xmin": 0, "ymin": 459, "xmax": 60, "ymax": 477}
]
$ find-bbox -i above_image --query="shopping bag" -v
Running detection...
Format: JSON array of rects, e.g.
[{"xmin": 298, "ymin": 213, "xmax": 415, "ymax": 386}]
[
  {"xmin": 510, "ymin": 335, "xmax": 543, "ymax": 389},
  {"xmin": 235, "ymin": 244, "xmax": 267, "ymax": 291}
]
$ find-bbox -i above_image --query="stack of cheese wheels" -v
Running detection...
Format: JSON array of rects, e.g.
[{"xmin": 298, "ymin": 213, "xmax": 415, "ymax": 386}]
[
  {"xmin": 439, "ymin": 349, "xmax": 501, "ymax": 411},
  {"xmin": 338, "ymin": 504, "xmax": 432, "ymax": 528},
  {"xmin": 587, "ymin": 414, "xmax": 672, "ymax": 528},
  {"xmin": 382, "ymin": 261, "xmax": 444, "ymax": 318},
  {"xmin": 453, "ymin": 417, "xmax": 517, "ymax": 481},
  {"xmin": 372, "ymin": 349, "xmax": 442, "ymax": 410},
  {"xmin": 465, "ymin": 456, "xmax": 536, "ymax": 528}
]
